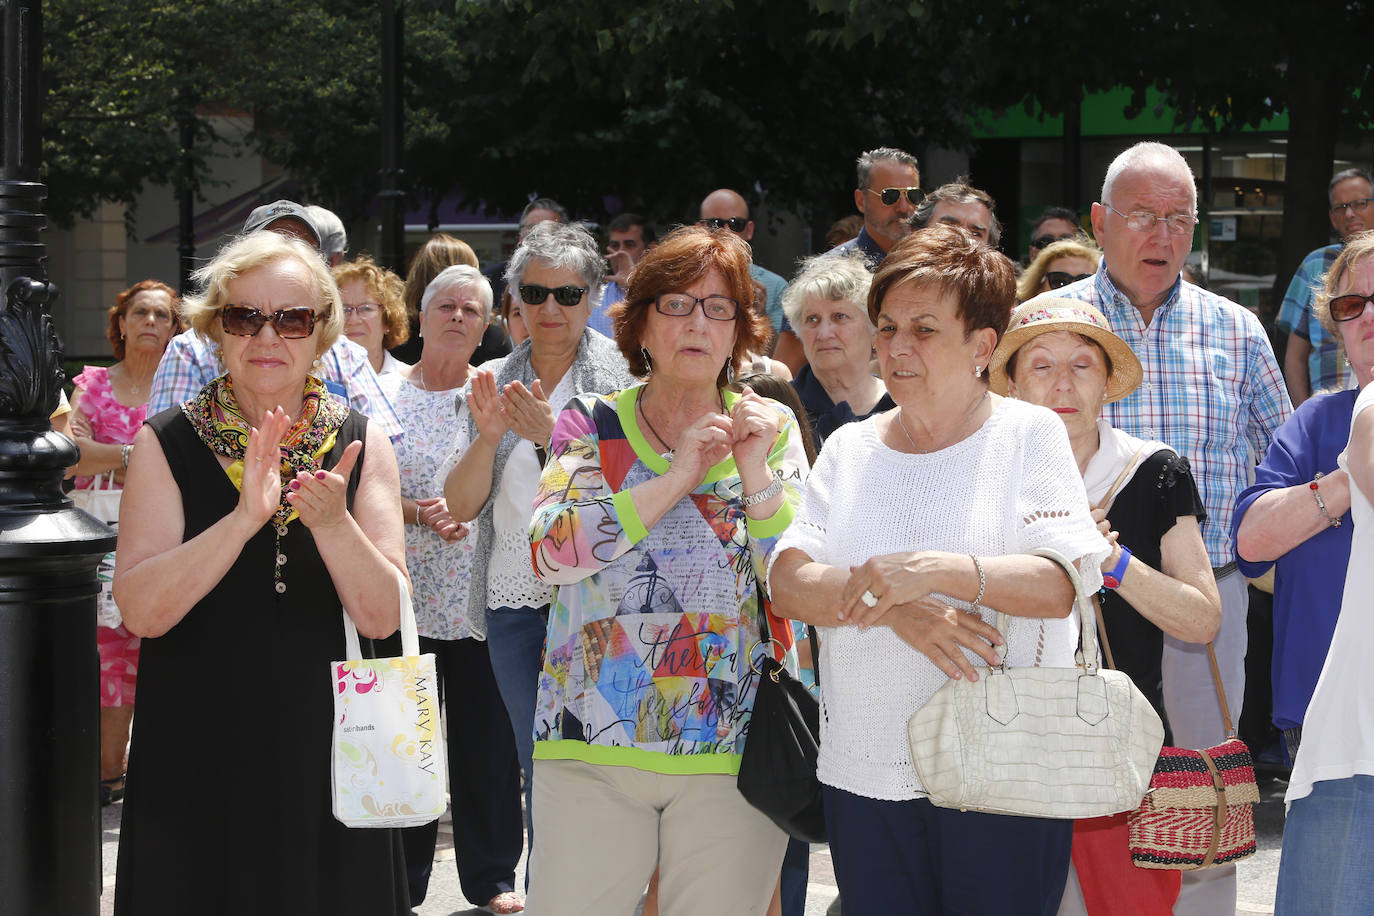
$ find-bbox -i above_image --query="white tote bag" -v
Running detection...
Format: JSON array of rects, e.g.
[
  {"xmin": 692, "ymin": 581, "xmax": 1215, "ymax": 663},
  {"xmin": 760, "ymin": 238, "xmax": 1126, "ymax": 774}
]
[
  {"xmin": 330, "ymin": 571, "xmax": 447, "ymax": 828},
  {"xmin": 71, "ymin": 472, "xmax": 123, "ymax": 628}
]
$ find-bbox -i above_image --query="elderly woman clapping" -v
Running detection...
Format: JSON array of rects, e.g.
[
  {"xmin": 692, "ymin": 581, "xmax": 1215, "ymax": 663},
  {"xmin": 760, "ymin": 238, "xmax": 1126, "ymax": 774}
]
[
  {"xmin": 782, "ymin": 252, "xmax": 893, "ymax": 449},
  {"xmin": 443, "ymin": 221, "xmax": 635, "ymax": 872},
  {"xmin": 769, "ymin": 225, "xmax": 1110, "ymax": 914},
  {"xmin": 382, "ymin": 265, "xmax": 524, "ymax": 913},
  {"xmin": 989, "ymin": 299, "xmax": 1221, "ymax": 914},
  {"xmin": 521, "ymin": 225, "xmax": 810, "ymax": 914},
  {"xmin": 112, "ymin": 231, "xmax": 410, "ymax": 912}
]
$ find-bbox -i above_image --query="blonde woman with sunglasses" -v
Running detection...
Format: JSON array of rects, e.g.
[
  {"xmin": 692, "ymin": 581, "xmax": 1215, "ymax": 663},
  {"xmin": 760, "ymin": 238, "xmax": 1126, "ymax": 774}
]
[{"xmin": 111, "ymin": 231, "xmax": 411, "ymax": 914}]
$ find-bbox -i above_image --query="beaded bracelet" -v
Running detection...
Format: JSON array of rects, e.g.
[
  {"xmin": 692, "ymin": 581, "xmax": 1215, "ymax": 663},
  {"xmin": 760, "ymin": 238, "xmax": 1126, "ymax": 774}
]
[
  {"xmin": 968, "ymin": 555, "xmax": 986, "ymax": 616},
  {"xmin": 1310, "ymin": 472, "xmax": 1341, "ymax": 528}
]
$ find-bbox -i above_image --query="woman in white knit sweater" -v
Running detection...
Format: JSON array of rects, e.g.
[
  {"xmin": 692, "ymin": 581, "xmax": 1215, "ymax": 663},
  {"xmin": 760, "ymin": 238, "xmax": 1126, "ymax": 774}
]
[{"xmin": 770, "ymin": 224, "xmax": 1110, "ymax": 915}]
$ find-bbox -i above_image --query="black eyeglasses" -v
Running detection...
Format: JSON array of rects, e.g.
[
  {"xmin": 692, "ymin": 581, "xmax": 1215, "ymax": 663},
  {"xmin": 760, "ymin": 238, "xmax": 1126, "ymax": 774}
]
[
  {"xmin": 865, "ymin": 187, "xmax": 925, "ymax": 207},
  {"xmin": 652, "ymin": 293, "xmax": 739, "ymax": 321},
  {"xmin": 1330, "ymin": 293, "xmax": 1374, "ymax": 322},
  {"xmin": 518, "ymin": 284, "xmax": 587, "ymax": 307},
  {"xmin": 1330, "ymin": 198, "xmax": 1373, "ymax": 215},
  {"xmin": 1045, "ymin": 271, "xmax": 1093, "ymax": 290},
  {"xmin": 221, "ymin": 305, "xmax": 320, "ymax": 339},
  {"xmin": 697, "ymin": 217, "xmax": 749, "ymax": 232},
  {"xmin": 1030, "ymin": 233, "xmax": 1075, "ymax": 251}
]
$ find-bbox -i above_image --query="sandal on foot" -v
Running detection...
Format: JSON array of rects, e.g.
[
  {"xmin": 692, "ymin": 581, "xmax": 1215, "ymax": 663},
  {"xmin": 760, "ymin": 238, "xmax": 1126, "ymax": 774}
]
[
  {"xmin": 100, "ymin": 774, "xmax": 125, "ymax": 806},
  {"xmin": 484, "ymin": 891, "xmax": 524, "ymax": 914}
]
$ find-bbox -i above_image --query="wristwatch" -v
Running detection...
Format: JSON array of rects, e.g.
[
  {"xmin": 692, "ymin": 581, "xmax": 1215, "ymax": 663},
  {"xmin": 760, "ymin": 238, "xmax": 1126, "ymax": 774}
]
[
  {"xmin": 740, "ymin": 471, "xmax": 783, "ymax": 507},
  {"xmin": 1102, "ymin": 545, "xmax": 1132, "ymax": 590}
]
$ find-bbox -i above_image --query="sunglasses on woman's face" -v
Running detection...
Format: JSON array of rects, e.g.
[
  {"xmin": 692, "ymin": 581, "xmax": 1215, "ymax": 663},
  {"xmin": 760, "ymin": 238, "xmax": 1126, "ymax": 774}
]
[
  {"xmin": 1330, "ymin": 293, "xmax": 1374, "ymax": 322},
  {"xmin": 221, "ymin": 304, "xmax": 320, "ymax": 338},
  {"xmin": 518, "ymin": 284, "xmax": 587, "ymax": 307},
  {"xmin": 1045, "ymin": 271, "xmax": 1093, "ymax": 290}
]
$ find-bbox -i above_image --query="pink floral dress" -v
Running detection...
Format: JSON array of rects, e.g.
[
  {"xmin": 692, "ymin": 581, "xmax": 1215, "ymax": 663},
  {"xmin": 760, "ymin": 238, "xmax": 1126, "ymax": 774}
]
[{"xmin": 74, "ymin": 365, "xmax": 148, "ymax": 707}]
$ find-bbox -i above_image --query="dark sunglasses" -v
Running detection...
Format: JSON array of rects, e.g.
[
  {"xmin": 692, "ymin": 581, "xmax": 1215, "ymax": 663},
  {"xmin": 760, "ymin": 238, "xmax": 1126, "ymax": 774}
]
[
  {"xmin": 1030, "ymin": 233, "xmax": 1075, "ymax": 250},
  {"xmin": 518, "ymin": 284, "xmax": 587, "ymax": 307},
  {"xmin": 697, "ymin": 217, "xmax": 749, "ymax": 232},
  {"xmin": 221, "ymin": 304, "xmax": 320, "ymax": 339},
  {"xmin": 1330, "ymin": 293, "xmax": 1374, "ymax": 322},
  {"xmin": 1045, "ymin": 271, "xmax": 1093, "ymax": 290},
  {"xmin": 866, "ymin": 186, "xmax": 925, "ymax": 206}
]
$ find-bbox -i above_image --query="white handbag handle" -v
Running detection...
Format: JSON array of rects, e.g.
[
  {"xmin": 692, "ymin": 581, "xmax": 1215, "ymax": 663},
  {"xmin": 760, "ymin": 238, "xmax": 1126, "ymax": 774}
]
[
  {"xmin": 991, "ymin": 547, "xmax": 1099, "ymax": 674},
  {"xmin": 341, "ymin": 568, "xmax": 417, "ymax": 662}
]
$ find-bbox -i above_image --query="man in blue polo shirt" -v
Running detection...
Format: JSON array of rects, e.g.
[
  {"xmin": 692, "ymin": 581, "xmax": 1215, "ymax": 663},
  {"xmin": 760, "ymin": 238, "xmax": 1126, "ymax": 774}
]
[{"xmin": 833, "ymin": 147, "xmax": 922, "ymax": 269}]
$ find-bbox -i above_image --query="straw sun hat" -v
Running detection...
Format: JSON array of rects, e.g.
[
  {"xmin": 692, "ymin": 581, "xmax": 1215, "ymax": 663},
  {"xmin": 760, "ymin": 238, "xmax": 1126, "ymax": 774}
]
[{"xmin": 987, "ymin": 298, "xmax": 1143, "ymax": 403}]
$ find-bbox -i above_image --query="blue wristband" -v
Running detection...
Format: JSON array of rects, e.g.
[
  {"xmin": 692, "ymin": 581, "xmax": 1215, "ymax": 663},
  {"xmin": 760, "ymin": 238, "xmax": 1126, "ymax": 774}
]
[{"xmin": 1102, "ymin": 545, "xmax": 1132, "ymax": 590}]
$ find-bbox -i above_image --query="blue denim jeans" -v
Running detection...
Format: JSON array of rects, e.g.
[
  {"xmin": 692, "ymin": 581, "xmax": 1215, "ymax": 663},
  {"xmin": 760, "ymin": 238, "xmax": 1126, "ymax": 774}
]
[
  {"xmin": 1276, "ymin": 775, "xmax": 1374, "ymax": 914},
  {"xmin": 486, "ymin": 604, "xmax": 549, "ymax": 886}
]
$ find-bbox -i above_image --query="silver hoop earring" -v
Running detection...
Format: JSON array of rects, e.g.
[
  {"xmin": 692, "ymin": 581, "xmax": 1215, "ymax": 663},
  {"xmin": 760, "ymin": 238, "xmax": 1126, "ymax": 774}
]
[
  {"xmin": 726, "ymin": 355, "xmax": 736, "ymax": 384},
  {"xmin": 640, "ymin": 346, "xmax": 653, "ymax": 373}
]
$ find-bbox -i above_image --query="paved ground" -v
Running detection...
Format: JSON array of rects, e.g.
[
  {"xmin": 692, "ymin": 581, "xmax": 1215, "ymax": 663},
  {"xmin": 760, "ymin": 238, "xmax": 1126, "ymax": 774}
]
[{"xmin": 99, "ymin": 769, "xmax": 1289, "ymax": 915}]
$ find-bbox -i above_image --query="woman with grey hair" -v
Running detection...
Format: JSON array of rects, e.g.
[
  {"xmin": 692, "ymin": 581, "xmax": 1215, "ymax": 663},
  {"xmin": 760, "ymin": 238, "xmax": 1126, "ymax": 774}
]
[
  {"xmin": 381, "ymin": 265, "xmax": 525, "ymax": 913},
  {"xmin": 783, "ymin": 252, "xmax": 892, "ymax": 449},
  {"xmin": 443, "ymin": 221, "xmax": 635, "ymax": 879}
]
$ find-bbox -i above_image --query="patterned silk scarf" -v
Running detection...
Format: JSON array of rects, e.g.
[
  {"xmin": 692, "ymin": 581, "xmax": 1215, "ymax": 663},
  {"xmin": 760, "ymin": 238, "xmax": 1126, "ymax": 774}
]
[{"xmin": 183, "ymin": 374, "xmax": 349, "ymax": 531}]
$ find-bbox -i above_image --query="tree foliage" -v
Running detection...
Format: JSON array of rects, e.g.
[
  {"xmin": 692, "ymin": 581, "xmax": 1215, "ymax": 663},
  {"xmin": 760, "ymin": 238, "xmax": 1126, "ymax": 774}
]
[{"xmin": 40, "ymin": 0, "xmax": 1374, "ymax": 251}]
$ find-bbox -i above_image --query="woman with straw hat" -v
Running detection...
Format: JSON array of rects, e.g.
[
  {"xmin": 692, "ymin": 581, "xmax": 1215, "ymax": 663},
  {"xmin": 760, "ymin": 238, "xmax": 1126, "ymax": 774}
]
[{"xmin": 989, "ymin": 298, "xmax": 1221, "ymax": 915}]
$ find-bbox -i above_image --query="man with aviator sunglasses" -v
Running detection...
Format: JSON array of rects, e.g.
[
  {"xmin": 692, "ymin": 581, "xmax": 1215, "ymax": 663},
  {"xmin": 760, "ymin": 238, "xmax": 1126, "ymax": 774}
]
[
  {"xmin": 147, "ymin": 200, "xmax": 403, "ymax": 440},
  {"xmin": 833, "ymin": 146, "xmax": 922, "ymax": 269},
  {"xmin": 1278, "ymin": 167, "xmax": 1374, "ymax": 404}
]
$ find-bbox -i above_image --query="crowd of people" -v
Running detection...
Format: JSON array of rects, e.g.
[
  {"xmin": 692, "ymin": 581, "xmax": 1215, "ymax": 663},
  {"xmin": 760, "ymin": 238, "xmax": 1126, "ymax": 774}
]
[{"xmin": 65, "ymin": 141, "xmax": 1374, "ymax": 915}]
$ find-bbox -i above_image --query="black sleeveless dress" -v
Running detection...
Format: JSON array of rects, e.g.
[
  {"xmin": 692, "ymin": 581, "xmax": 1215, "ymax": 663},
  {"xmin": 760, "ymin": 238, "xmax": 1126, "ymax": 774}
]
[{"xmin": 114, "ymin": 408, "xmax": 410, "ymax": 915}]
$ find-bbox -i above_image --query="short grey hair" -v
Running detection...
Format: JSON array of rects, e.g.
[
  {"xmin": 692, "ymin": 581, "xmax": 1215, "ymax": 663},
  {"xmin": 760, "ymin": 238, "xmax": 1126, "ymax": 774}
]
[
  {"xmin": 1330, "ymin": 168, "xmax": 1374, "ymax": 203},
  {"xmin": 781, "ymin": 251, "xmax": 875, "ymax": 331},
  {"xmin": 911, "ymin": 179, "xmax": 1003, "ymax": 248},
  {"xmin": 421, "ymin": 264, "xmax": 493, "ymax": 321},
  {"xmin": 305, "ymin": 205, "xmax": 348, "ymax": 260},
  {"xmin": 1101, "ymin": 142, "xmax": 1197, "ymax": 210},
  {"xmin": 505, "ymin": 221, "xmax": 605, "ymax": 301},
  {"xmin": 856, "ymin": 147, "xmax": 920, "ymax": 189}
]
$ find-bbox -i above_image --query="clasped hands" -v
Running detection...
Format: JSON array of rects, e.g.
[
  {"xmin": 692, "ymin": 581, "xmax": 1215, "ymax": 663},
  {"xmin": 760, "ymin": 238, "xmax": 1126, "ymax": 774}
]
[
  {"xmin": 839, "ymin": 551, "xmax": 1003, "ymax": 682},
  {"xmin": 234, "ymin": 406, "xmax": 359, "ymax": 534},
  {"xmin": 664, "ymin": 385, "xmax": 780, "ymax": 488},
  {"xmin": 468, "ymin": 369, "xmax": 556, "ymax": 446}
]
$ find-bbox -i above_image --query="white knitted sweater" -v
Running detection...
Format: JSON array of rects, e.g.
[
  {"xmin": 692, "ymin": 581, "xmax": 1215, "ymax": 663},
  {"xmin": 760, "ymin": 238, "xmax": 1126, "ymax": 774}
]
[{"xmin": 770, "ymin": 398, "xmax": 1110, "ymax": 801}]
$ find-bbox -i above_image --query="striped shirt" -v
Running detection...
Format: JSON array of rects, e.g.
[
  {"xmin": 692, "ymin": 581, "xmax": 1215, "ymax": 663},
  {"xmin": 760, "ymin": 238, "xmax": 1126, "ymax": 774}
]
[{"xmin": 1034, "ymin": 266, "xmax": 1291, "ymax": 566}]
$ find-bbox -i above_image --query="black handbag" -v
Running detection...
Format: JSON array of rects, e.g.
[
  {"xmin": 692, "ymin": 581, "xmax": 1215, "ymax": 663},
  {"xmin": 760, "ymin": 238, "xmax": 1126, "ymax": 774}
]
[{"xmin": 737, "ymin": 585, "xmax": 826, "ymax": 844}]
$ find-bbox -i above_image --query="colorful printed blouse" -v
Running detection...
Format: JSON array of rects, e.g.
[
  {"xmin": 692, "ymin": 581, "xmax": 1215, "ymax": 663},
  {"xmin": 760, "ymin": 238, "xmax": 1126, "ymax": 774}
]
[
  {"xmin": 73, "ymin": 365, "xmax": 149, "ymax": 489},
  {"xmin": 529, "ymin": 385, "xmax": 809, "ymax": 776}
]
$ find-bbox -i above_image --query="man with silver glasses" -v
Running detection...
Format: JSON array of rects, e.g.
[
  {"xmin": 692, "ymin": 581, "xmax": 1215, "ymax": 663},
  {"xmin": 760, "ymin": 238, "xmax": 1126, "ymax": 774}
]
[
  {"xmin": 1029, "ymin": 140, "xmax": 1290, "ymax": 916},
  {"xmin": 833, "ymin": 146, "xmax": 922, "ymax": 268},
  {"xmin": 1277, "ymin": 167, "xmax": 1373, "ymax": 404}
]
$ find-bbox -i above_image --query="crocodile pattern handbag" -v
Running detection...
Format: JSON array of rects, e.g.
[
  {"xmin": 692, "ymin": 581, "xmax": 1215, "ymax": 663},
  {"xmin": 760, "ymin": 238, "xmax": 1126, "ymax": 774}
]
[{"xmin": 907, "ymin": 547, "xmax": 1165, "ymax": 819}]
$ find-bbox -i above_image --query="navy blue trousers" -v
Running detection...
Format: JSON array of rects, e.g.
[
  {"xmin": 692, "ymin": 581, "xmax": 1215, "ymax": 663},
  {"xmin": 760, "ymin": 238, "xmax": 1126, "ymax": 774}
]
[{"xmin": 823, "ymin": 784, "xmax": 1072, "ymax": 915}]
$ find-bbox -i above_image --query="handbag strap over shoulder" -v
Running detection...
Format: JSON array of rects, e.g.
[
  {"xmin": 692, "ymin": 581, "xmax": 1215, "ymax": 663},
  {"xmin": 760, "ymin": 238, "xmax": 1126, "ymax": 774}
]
[
  {"xmin": 341, "ymin": 568, "xmax": 418, "ymax": 662},
  {"xmin": 1093, "ymin": 444, "xmax": 1153, "ymax": 514}
]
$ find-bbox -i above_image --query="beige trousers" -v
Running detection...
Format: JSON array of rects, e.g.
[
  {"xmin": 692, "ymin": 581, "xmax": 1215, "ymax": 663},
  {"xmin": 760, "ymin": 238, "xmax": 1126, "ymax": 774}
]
[{"xmin": 524, "ymin": 758, "xmax": 789, "ymax": 916}]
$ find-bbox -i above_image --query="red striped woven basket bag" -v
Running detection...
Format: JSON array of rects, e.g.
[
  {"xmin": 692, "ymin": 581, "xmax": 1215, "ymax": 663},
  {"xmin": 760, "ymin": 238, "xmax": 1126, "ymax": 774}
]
[{"xmin": 1121, "ymin": 641, "xmax": 1259, "ymax": 869}]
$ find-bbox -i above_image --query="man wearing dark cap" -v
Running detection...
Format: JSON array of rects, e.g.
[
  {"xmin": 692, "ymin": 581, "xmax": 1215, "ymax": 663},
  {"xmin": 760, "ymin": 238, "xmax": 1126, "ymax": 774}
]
[{"xmin": 146, "ymin": 200, "xmax": 402, "ymax": 438}]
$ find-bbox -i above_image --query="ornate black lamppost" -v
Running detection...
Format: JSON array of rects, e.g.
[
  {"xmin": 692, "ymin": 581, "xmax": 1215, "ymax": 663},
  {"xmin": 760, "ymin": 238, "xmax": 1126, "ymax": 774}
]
[{"xmin": 1, "ymin": 2, "xmax": 118, "ymax": 912}]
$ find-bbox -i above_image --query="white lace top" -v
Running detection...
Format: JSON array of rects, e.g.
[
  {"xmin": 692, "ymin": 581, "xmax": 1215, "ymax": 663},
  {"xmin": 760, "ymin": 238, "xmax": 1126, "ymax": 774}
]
[
  {"xmin": 487, "ymin": 372, "xmax": 576, "ymax": 610},
  {"xmin": 382, "ymin": 373, "xmax": 478, "ymax": 641},
  {"xmin": 770, "ymin": 397, "xmax": 1110, "ymax": 801}
]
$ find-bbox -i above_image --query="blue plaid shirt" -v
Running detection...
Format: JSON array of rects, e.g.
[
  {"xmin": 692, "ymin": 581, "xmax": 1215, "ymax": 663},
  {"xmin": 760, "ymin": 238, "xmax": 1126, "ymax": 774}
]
[
  {"xmin": 1034, "ymin": 266, "xmax": 1292, "ymax": 567},
  {"xmin": 1277, "ymin": 243, "xmax": 1344, "ymax": 392},
  {"xmin": 147, "ymin": 331, "xmax": 404, "ymax": 440}
]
